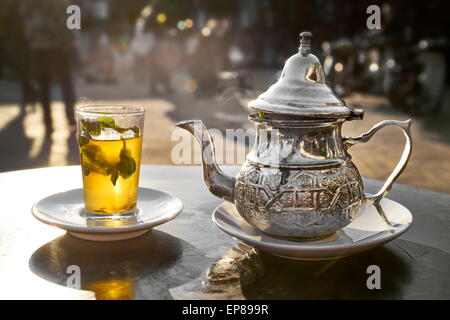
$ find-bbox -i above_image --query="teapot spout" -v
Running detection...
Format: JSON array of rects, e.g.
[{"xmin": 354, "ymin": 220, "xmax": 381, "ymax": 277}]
[{"xmin": 175, "ymin": 120, "xmax": 235, "ymax": 203}]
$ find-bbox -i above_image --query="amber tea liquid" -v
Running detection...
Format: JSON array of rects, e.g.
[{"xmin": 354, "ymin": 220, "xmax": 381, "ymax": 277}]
[{"xmin": 80, "ymin": 136, "xmax": 142, "ymax": 214}]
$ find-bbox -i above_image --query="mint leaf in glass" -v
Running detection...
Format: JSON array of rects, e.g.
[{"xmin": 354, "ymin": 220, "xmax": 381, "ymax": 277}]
[
  {"xmin": 82, "ymin": 117, "xmax": 140, "ymax": 137},
  {"xmin": 130, "ymin": 126, "xmax": 140, "ymax": 138},
  {"xmin": 78, "ymin": 135, "xmax": 89, "ymax": 146},
  {"xmin": 81, "ymin": 119, "xmax": 101, "ymax": 136},
  {"xmin": 82, "ymin": 165, "xmax": 91, "ymax": 176},
  {"xmin": 118, "ymin": 141, "xmax": 136, "ymax": 179},
  {"xmin": 81, "ymin": 144, "xmax": 113, "ymax": 176},
  {"xmin": 97, "ymin": 117, "xmax": 124, "ymax": 132},
  {"xmin": 110, "ymin": 166, "xmax": 119, "ymax": 186}
]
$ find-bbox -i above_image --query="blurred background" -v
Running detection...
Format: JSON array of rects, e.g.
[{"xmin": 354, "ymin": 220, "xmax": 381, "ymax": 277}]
[{"xmin": 0, "ymin": 0, "xmax": 449, "ymax": 193}]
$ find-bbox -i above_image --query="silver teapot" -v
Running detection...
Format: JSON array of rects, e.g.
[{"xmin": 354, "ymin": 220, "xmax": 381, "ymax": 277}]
[{"xmin": 176, "ymin": 32, "xmax": 412, "ymax": 239}]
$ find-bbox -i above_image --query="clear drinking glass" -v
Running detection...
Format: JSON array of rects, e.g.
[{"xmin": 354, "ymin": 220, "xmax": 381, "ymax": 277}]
[{"xmin": 75, "ymin": 106, "xmax": 145, "ymax": 218}]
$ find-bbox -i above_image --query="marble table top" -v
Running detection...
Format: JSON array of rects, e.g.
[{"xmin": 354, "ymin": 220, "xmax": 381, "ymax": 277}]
[{"xmin": 0, "ymin": 165, "xmax": 449, "ymax": 299}]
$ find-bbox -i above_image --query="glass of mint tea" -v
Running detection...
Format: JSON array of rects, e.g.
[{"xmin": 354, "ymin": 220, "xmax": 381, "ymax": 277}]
[{"xmin": 75, "ymin": 106, "xmax": 144, "ymax": 218}]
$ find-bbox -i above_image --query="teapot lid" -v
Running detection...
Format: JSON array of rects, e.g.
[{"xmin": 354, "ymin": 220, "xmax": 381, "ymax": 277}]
[{"xmin": 248, "ymin": 31, "xmax": 363, "ymax": 120}]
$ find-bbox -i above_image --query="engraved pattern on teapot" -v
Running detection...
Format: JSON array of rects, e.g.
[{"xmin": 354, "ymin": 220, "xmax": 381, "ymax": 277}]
[{"xmin": 234, "ymin": 161, "xmax": 364, "ymax": 238}]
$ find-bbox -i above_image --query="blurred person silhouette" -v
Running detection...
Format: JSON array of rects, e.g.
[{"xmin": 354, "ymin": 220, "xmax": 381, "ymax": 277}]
[
  {"xmin": 96, "ymin": 34, "xmax": 116, "ymax": 84},
  {"xmin": 149, "ymin": 27, "xmax": 181, "ymax": 95},
  {"xmin": 0, "ymin": 0, "xmax": 36, "ymax": 112},
  {"xmin": 187, "ymin": 25, "xmax": 226, "ymax": 97},
  {"xmin": 23, "ymin": 0, "xmax": 77, "ymax": 134},
  {"xmin": 131, "ymin": 29, "xmax": 155, "ymax": 83}
]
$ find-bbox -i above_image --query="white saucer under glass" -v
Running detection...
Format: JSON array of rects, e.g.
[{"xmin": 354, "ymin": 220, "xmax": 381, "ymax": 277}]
[{"xmin": 32, "ymin": 187, "xmax": 183, "ymax": 241}]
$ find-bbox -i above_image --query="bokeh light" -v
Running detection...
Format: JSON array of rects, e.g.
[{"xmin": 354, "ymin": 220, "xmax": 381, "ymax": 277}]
[
  {"xmin": 369, "ymin": 63, "xmax": 379, "ymax": 72},
  {"xmin": 141, "ymin": 5, "xmax": 153, "ymax": 18},
  {"xmin": 177, "ymin": 21, "xmax": 186, "ymax": 30},
  {"xmin": 201, "ymin": 27, "xmax": 211, "ymax": 37},
  {"xmin": 184, "ymin": 19, "xmax": 194, "ymax": 28},
  {"xmin": 156, "ymin": 13, "xmax": 167, "ymax": 24},
  {"xmin": 334, "ymin": 62, "xmax": 343, "ymax": 72},
  {"xmin": 206, "ymin": 19, "xmax": 217, "ymax": 29}
]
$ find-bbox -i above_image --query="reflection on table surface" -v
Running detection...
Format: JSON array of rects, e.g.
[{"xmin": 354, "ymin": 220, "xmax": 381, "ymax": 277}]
[
  {"xmin": 176, "ymin": 239, "xmax": 450, "ymax": 300},
  {"xmin": 29, "ymin": 232, "xmax": 450, "ymax": 299},
  {"xmin": 29, "ymin": 230, "xmax": 207, "ymax": 300}
]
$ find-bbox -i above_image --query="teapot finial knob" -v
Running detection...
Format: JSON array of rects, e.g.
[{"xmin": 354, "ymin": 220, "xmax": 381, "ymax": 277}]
[{"xmin": 299, "ymin": 31, "xmax": 312, "ymax": 56}]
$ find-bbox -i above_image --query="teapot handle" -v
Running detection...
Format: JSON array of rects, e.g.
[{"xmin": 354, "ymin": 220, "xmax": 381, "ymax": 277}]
[{"xmin": 343, "ymin": 119, "xmax": 413, "ymax": 227}]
